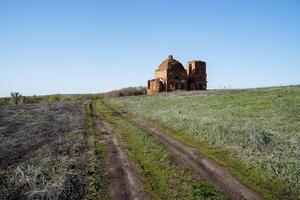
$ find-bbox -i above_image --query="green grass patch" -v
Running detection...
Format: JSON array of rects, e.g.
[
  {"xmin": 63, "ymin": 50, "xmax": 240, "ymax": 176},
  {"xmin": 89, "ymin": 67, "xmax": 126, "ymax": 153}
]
[
  {"xmin": 84, "ymin": 103, "xmax": 110, "ymax": 200},
  {"xmin": 96, "ymin": 101, "xmax": 226, "ymax": 200}
]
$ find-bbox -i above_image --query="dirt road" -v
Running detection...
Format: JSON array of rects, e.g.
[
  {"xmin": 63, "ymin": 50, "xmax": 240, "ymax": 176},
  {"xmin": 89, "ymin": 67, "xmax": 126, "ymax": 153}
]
[
  {"xmin": 102, "ymin": 101, "xmax": 263, "ymax": 200},
  {"xmin": 91, "ymin": 103, "xmax": 146, "ymax": 200}
]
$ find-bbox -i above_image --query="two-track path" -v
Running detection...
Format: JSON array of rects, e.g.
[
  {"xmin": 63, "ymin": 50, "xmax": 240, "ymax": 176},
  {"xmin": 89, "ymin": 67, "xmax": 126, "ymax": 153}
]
[
  {"xmin": 91, "ymin": 103, "xmax": 146, "ymax": 200},
  {"xmin": 102, "ymin": 101, "xmax": 263, "ymax": 200}
]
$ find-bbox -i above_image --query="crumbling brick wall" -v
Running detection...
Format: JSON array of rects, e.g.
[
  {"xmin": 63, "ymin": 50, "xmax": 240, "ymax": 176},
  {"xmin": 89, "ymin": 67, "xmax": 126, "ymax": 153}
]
[
  {"xmin": 187, "ymin": 60, "xmax": 207, "ymax": 90},
  {"xmin": 147, "ymin": 79, "xmax": 164, "ymax": 94},
  {"xmin": 166, "ymin": 67, "xmax": 187, "ymax": 91}
]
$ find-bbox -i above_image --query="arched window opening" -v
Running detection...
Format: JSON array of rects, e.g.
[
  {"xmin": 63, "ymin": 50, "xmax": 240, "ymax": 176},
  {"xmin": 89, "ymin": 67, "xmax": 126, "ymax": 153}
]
[{"xmin": 159, "ymin": 81, "xmax": 165, "ymax": 92}]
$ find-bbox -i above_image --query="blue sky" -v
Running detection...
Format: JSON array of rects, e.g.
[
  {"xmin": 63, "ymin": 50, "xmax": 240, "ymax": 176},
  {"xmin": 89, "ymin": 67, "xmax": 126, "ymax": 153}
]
[{"xmin": 0, "ymin": 0, "xmax": 299, "ymax": 97}]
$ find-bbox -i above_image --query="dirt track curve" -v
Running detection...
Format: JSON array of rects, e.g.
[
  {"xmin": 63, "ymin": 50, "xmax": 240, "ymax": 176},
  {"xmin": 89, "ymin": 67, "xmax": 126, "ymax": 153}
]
[
  {"xmin": 102, "ymin": 101, "xmax": 263, "ymax": 200},
  {"xmin": 91, "ymin": 103, "xmax": 146, "ymax": 200}
]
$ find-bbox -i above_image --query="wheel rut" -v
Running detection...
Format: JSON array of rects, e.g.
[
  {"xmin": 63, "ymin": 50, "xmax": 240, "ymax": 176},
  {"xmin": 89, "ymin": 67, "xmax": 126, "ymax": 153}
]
[
  {"xmin": 102, "ymin": 101, "xmax": 263, "ymax": 200},
  {"xmin": 91, "ymin": 103, "xmax": 146, "ymax": 200}
]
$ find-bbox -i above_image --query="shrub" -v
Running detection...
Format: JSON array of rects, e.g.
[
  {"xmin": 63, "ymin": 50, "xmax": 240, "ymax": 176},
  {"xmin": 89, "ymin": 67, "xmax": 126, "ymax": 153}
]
[
  {"xmin": 42, "ymin": 94, "xmax": 63, "ymax": 103},
  {"xmin": 0, "ymin": 98, "xmax": 10, "ymax": 106}
]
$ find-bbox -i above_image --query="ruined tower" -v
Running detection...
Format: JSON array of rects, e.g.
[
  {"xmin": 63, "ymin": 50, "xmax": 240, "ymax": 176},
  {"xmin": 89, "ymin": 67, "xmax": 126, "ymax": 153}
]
[{"xmin": 187, "ymin": 60, "xmax": 207, "ymax": 90}]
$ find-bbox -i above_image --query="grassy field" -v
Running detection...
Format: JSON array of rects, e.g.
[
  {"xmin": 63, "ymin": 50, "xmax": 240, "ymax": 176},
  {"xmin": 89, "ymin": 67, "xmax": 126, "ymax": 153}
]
[
  {"xmin": 108, "ymin": 85, "xmax": 300, "ymax": 199},
  {"xmin": 96, "ymin": 101, "xmax": 226, "ymax": 200},
  {"xmin": 0, "ymin": 102, "xmax": 109, "ymax": 199}
]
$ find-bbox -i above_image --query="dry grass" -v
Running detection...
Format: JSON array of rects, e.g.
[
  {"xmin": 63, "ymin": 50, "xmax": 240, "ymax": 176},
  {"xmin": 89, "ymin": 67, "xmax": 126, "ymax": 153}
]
[
  {"xmin": 0, "ymin": 101, "xmax": 108, "ymax": 199},
  {"xmin": 0, "ymin": 102, "xmax": 84, "ymax": 168}
]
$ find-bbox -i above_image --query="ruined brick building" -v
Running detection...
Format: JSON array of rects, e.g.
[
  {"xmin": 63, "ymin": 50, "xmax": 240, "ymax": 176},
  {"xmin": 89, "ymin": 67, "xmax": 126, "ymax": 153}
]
[{"xmin": 147, "ymin": 55, "xmax": 207, "ymax": 94}]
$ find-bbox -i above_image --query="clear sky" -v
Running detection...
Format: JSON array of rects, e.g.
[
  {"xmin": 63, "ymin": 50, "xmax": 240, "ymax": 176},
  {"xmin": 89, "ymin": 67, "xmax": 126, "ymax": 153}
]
[{"xmin": 0, "ymin": 0, "xmax": 299, "ymax": 97}]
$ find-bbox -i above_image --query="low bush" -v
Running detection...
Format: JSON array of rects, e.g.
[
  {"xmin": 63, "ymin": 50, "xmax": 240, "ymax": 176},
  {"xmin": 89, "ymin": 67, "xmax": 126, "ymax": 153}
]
[
  {"xmin": 42, "ymin": 94, "xmax": 64, "ymax": 103},
  {"xmin": 0, "ymin": 98, "xmax": 10, "ymax": 106}
]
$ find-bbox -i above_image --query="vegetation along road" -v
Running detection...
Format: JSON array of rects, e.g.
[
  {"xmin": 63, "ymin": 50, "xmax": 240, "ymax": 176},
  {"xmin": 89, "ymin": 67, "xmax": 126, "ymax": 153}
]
[
  {"xmin": 98, "ymin": 100, "xmax": 262, "ymax": 200},
  {"xmin": 95, "ymin": 100, "xmax": 226, "ymax": 200},
  {"xmin": 91, "ymin": 102, "xmax": 146, "ymax": 200},
  {"xmin": 102, "ymin": 100, "xmax": 264, "ymax": 200}
]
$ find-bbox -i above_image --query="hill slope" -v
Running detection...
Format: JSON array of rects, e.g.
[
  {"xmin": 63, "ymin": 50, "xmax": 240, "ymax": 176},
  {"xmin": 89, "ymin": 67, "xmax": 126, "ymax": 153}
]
[{"xmin": 108, "ymin": 85, "xmax": 300, "ymax": 199}]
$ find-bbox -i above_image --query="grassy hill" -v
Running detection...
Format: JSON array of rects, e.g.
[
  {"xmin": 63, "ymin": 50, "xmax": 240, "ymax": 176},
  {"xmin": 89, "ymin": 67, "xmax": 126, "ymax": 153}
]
[
  {"xmin": 107, "ymin": 85, "xmax": 300, "ymax": 199},
  {"xmin": 1, "ymin": 85, "xmax": 299, "ymax": 199}
]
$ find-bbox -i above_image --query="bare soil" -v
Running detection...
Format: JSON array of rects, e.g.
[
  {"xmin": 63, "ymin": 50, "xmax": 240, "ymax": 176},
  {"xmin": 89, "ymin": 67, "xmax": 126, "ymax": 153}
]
[
  {"xmin": 91, "ymin": 103, "xmax": 146, "ymax": 200},
  {"xmin": 103, "ymin": 101, "xmax": 263, "ymax": 200}
]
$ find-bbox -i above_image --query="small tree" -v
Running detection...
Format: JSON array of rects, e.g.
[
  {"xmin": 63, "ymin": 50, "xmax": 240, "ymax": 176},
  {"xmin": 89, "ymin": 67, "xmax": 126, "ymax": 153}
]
[{"xmin": 10, "ymin": 92, "xmax": 22, "ymax": 105}]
